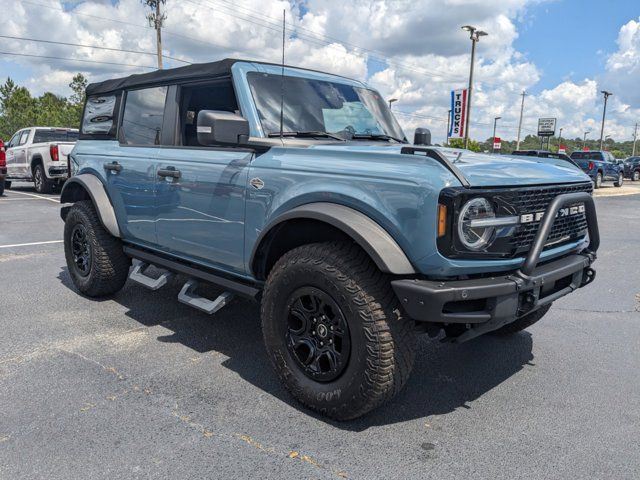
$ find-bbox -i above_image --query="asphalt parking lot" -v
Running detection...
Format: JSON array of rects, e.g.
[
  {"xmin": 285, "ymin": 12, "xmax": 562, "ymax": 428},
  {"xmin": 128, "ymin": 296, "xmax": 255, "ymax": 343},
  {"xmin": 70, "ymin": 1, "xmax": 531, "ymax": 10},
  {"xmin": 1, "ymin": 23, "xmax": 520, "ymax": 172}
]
[{"xmin": 1, "ymin": 181, "xmax": 639, "ymax": 479}]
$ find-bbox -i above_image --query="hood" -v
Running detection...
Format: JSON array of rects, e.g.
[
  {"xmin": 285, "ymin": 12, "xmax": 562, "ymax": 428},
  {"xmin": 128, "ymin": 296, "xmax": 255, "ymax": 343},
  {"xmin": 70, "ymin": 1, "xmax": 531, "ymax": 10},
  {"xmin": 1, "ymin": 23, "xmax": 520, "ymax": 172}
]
[{"xmin": 303, "ymin": 143, "xmax": 591, "ymax": 187}]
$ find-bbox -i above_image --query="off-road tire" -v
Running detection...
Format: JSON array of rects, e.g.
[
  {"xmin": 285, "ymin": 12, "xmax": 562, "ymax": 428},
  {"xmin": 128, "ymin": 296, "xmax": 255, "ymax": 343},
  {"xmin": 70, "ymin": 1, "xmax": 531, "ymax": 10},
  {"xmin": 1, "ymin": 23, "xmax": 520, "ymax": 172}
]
[
  {"xmin": 4, "ymin": 180, "xmax": 11, "ymax": 189},
  {"xmin": 64, "ymin": 200, "xmax": 130, "ymax": 297},
  {"xmin": 491, "ymin": 303, "xmax": 552, "ymax": 335},
  {"xmin": 614, "ymin": 172, "xmax": 624, "ymax": 187},
  {"xmin": 33, "ymin": 163, "xmax": 52, "ymax": 194},
  {"xmin": 261, "ymin": 241, "xmax": 416, "ymax": 420},
  {"xmin": 594, "ymin": 172, "xmax": 602, "ymax": 189}
]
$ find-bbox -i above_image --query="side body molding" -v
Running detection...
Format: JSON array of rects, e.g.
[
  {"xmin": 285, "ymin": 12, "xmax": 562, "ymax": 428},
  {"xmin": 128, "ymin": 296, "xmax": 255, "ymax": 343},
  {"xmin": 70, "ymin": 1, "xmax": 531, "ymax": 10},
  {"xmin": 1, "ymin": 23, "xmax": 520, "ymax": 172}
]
[
  {"xmin": 60, "ymin": 174, "xmax": 121, "ymax": 238},
  {"xmin": 252, "ymin": 203, "xmax": 416, "ymax": 275}
]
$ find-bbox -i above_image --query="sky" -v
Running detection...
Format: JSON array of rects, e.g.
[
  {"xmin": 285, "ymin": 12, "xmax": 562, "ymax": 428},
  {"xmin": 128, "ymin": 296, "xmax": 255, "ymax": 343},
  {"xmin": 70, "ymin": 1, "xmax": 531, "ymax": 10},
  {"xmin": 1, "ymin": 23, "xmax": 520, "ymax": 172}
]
[{"xmin": 0, "ymin": 0, "xmax": 639, "ymax": 144}]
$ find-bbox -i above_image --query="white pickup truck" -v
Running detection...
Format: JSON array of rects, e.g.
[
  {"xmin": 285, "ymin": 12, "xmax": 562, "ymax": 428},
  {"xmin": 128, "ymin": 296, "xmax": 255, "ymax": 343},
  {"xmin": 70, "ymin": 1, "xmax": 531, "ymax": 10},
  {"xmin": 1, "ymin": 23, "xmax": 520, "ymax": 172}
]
[{"xmin": 4, "ymin": 127, "xmax": 78, "ymax": 193}]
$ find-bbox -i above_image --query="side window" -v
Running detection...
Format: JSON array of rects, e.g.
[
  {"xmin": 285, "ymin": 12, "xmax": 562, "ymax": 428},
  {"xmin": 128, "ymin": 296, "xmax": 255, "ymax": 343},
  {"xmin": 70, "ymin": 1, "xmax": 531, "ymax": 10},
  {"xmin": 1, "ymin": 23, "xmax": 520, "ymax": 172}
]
[
  {"xmin": 177, "ymin": 80, "xmax": 238, "ymax": 146},
  {"xmin": 82, "ymin": 95, "xmax": 118, "ymax": 135},
  {"xmin": 7, "ymin": 132, "xmax": 20, "ymax": 148},
  {"xmin": 19, "ymin": 130, "xmax": 30, "ymax": 145},
  {"xmin": 121, "ymin": 86, "xmax": 167, "ymax": 145}
]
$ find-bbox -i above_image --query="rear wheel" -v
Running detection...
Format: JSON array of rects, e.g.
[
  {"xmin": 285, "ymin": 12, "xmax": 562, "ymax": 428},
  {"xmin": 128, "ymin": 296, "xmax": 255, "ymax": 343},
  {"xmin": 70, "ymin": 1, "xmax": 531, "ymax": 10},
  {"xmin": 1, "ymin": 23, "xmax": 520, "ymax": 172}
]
[
  {"xmin": 33, "ymin": 163, "xmax": 52, "ymax": 194},
  {"xmin": 492, "ymin": 304, "xmax": 552, "ymax": 335},
  {"xmin": 4, "ymin": 180, "xmax": 11, "ymax": 189},
  {"xmin": 64, "ymin": 200, "xmax": 130, "ymax": 297},
  {"xmin": 261, "ymin": 241, "xmax": 416, "ymax": 420},
  {"xmin": 594, "ymin": 172, "xmax": 602, "ymax": 189},
  {"xmin": 614, "ymin": 172, "xmax": 624, "ymax": 187},
  {"xmin": 633, "ymin": 170, "xmax": 640, "ymax": 182},
  {"xmin": 0, "ymin": 181, "xmax": 4, "ymax": 196}
]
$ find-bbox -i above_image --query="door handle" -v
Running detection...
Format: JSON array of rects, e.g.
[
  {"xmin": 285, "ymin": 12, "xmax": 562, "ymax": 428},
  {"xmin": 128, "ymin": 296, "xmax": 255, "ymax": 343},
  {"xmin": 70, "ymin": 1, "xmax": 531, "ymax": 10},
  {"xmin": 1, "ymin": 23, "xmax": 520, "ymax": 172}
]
[
  {"xmin": 158, "ymin": 167, "xmax": 181, "ymax": 179},
  {"xmin": 104, "ymin": 162, "xmax": 122, "ymax": 173}
]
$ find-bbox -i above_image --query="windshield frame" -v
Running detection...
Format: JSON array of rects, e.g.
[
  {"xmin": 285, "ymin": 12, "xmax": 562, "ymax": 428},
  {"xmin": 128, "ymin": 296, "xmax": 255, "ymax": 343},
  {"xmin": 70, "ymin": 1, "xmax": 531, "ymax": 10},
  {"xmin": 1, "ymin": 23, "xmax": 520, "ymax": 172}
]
[{"xmin": 245, "ymin": 70, "xmax": 406, "ymax": 142}]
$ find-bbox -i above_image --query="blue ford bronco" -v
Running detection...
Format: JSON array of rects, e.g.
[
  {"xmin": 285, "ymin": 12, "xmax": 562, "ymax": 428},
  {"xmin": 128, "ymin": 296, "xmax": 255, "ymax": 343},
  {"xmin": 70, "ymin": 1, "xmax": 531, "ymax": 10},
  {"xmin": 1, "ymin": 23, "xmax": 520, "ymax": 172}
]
[{"xmin": 61, "ymin": 59, "xmax": 599, "ymax": 420}]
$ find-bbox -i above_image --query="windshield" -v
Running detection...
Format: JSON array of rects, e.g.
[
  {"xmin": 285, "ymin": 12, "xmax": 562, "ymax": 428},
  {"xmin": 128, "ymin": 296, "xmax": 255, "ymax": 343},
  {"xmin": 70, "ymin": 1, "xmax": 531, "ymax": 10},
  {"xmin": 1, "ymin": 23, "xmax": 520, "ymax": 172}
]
[
  {"xmin": 33, "ymin": 129, "xmax": 79, "ymax": 143},
  {"xmin": 247, "ymin": 72, "xmax": 406, "ymax": 141}
]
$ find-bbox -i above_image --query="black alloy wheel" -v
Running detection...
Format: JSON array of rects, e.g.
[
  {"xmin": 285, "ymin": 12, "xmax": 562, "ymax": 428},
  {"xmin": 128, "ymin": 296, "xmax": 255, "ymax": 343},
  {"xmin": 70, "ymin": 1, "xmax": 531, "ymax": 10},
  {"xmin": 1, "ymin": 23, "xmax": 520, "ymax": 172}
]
[
  {"xmin": 70, "ymin": 223, "xmax": 92, "ymax": 276},
  {"xmin": 284, "ymin": 287, "xmax": 351, "ymax": 382}
]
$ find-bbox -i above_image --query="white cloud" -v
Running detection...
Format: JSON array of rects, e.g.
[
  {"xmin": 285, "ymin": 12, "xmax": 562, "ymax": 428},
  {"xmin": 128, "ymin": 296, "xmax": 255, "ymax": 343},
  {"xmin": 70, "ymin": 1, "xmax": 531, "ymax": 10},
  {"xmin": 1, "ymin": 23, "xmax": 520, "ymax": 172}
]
[{"xmin": 0, "ymin": 0, "xmax": 638, "ymax": 143}]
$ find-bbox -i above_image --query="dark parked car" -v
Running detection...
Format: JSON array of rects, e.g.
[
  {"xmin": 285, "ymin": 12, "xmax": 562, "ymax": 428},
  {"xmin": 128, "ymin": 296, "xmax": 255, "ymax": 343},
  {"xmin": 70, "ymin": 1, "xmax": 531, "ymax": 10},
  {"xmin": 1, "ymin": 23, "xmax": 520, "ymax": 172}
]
[
  {"xmin": 569, "ymin": 151, "xmax": 623, "ymax": 188},
  {"xmin": 511, "ymin": 150, "xmax": 579, "ymax": 167},
  {"xmin": 623, "ymin": 156, "xmax": 640, "ymax": 181}
]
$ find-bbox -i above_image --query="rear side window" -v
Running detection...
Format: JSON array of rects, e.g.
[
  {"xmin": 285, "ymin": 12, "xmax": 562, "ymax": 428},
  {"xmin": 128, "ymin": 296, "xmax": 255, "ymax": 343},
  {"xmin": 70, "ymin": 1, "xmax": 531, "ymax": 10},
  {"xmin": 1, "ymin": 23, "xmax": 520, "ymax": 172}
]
[
  {"xmin": 19, "ymin": 130, "xmax": 30, "ymax": 145},
  {"xmin": 121, "ymin": 87, "xmax": 167, "ymax": 145},
  {"xmin": 34, "ymin": 129, "xmax": 79, "ymax": 143},
  {"xmin": 570, "ymin": 152, "xmax": 603, "ymax": 160},
  {"xmin": 82, "ymin": 95, "xmax": 117, "ymax": 135}
]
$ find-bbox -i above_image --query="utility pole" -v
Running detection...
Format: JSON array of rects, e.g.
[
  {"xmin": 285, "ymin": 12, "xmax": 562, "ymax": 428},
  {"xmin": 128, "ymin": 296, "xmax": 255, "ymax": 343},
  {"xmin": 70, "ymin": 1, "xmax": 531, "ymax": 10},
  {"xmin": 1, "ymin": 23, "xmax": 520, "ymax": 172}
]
[
  {"xmin": 633, "ymin": 123, "xmax": 638, "ymax": 156},
  {"xmin": 461, "ymin": 25, "xmax": 488, "ymax": 149},
  {"xmin": 599, "ymin": 90, "xmax": 612, "ymax": 150},
  {"xmin": 516, "ymin": 90, "xmax": 526, "ymax": 150},
  {"xmin": 558, "ymin": 127, "xmax": 563, "ymax": 152},
  {"xmin": 583, "ymin": 131, "xmax": 590, "ymax": 149},
  {"xmin": 143, "ymin": 0, "xmax": 166, "ymax": 69}
]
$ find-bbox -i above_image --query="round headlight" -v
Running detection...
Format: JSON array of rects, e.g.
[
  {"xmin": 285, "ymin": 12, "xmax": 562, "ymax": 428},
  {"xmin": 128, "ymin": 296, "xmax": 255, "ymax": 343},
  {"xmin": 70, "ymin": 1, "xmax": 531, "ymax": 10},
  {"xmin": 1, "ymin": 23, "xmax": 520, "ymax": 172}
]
[{"xmin": 457, "ymin": 197, "xmax": 496, "ymax": 251}]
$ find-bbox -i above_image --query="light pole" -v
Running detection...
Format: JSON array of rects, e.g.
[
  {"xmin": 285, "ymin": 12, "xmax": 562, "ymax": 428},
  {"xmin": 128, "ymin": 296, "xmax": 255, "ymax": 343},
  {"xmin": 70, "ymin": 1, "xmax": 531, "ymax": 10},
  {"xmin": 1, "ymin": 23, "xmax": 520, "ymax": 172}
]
[
  {"xmin": 599, "ymin": 90, "xmax": 612, "ymax": 150},
  {"xmin": 583, "ymin": 131, "xmax": 590, "ymax": 149},
  {"xmin": 388, "ymin": 98, "xmax": 398, "ymax": 109},
  {"xmin": 446, "ymin": 109, "xmax": 452, "ymax": 146},
  {"xmin": 461, "ymin": 25, "xmax": 488, "ymax": 149},
  {"xmin": 633, "ymin": 123, "xmax": 638, "ymax": 156},
  {"xmin": 492, "ymin": 116, "xmax": 501, "ymax": 153}
]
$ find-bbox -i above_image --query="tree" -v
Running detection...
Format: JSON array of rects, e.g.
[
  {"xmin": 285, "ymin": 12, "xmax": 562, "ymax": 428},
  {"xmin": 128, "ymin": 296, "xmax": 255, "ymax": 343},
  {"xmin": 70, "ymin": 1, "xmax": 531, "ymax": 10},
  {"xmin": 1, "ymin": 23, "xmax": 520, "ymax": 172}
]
[{"xmin": 448, "ymin": 137, "xmax": 483, "ymax": 152}]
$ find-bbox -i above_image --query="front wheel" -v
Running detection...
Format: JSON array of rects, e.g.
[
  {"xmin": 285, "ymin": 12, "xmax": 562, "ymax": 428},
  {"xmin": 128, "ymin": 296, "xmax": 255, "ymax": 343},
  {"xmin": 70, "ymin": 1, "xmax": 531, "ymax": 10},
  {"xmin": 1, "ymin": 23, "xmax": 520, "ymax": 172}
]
[
  {"xmin": 261, "ymin": 242, "xmax": 416, "ymax": 420},
  {"xmin": 64, "ymin": 200, "xmax": 130, "ymax": 297},
  {"xmin": 614, "ymin": 172, "xmax": 624, "ymax": 187},
  {"xmin": 633, "ymin": 170, "xmax": 640, "ymax": 182}
]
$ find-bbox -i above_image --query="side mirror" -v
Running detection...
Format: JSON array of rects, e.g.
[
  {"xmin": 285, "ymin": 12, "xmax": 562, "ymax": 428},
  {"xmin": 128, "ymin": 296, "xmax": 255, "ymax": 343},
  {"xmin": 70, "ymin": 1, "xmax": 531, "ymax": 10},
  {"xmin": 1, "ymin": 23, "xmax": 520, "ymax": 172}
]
[
  {"xmin": 197, "ymin": 110, "xmax": 250, "ymax": 146},
  {"xmin": 413, "ymin": 128, "xmax": 431, "ymax": 146}
]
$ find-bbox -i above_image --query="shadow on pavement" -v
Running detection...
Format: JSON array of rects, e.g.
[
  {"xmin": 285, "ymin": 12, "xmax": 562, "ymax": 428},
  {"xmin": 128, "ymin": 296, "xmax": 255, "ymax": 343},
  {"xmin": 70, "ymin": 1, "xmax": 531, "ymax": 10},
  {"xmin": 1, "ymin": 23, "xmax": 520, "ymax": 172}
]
[{"xmin": 58, "ymin": 266, "xmax": 534, "ymax": 431}]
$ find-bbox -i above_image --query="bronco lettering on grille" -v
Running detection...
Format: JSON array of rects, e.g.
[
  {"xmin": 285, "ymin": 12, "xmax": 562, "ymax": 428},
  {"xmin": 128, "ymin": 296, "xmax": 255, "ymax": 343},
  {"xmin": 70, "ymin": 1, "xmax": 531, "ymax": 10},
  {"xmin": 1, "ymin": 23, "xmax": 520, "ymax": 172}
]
[{"xmin": 519, "ymin": 204, "xmax": 585, "ymax": 224}]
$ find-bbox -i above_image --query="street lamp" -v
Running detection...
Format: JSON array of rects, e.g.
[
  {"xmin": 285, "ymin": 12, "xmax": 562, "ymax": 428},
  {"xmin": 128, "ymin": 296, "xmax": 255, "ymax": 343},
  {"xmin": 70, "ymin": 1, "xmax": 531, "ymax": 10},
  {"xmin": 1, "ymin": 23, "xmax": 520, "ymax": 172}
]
[
  {"xmin": 492, "ymin": 116, "xmax": 501, "ymax": 153},
  {"xmin": 461, "ymin": 25, "xmax": 488, "ymax": 149},
  {"xmin": 388, "ymin": 98, "xmax": 398, "ymax": 109},
  {"xmin": 446, "ymin": 109, "xmax": 452, "ymax": 146},
  {"xmin": 599, "ymin": 90, "xmax": 612, "ymax": 150},
  {"xmin": 583, "ymin": 130, "xmax": 591, "ymax": 149}
]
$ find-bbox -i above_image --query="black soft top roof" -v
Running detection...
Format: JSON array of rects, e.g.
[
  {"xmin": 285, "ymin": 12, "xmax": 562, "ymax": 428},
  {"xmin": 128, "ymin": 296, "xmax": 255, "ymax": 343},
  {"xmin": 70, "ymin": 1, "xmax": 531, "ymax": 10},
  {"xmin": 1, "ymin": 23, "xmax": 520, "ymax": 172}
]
[{"xmin": 86, "ymin": 58, "xmax": 240, "ymax": 96}]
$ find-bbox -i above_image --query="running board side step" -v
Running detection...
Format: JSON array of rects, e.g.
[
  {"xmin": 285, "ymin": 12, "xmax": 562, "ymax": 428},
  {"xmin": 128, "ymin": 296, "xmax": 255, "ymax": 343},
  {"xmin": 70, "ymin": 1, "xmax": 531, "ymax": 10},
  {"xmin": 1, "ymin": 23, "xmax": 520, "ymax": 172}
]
[
  {"xmin": 122, "ymin": 245, "xmax": 261, "ymax": 299},
  {"xmin": 178, "ymin": 279, "xmax": 234, "ymax": 314},
  {"xmin": 129, "ymin": 260, "xmax": 173, "ymax": 290}
]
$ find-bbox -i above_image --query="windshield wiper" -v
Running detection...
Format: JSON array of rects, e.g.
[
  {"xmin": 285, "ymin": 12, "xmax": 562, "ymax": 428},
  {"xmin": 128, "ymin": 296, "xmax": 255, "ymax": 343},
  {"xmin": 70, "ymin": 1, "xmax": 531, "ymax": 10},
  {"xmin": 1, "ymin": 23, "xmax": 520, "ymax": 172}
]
[
  {"xmin": 268, "ymin": 131, "xmax": 345, "ymax": 141},
  {"xmin": 351, "ymin": 133, "xmax": 406, "ymax": 143}
]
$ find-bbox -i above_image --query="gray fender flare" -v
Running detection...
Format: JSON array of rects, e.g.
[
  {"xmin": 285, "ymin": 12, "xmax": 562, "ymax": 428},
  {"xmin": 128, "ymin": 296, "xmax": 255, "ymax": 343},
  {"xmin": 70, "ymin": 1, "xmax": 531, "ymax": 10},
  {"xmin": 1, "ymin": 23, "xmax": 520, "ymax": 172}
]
[
  {"xmin": 60, "ymin": 174, "xmax": 121, "ymax": 238},
  {"xmin": 252, "ymin": 202, "xmax": 415, "ymax": 275}
]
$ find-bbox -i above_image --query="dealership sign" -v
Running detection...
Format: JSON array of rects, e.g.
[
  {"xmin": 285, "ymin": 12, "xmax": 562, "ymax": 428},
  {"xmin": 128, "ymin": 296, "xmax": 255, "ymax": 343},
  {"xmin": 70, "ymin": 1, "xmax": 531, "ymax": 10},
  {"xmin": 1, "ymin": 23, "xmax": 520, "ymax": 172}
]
[
  {"xmin": 538, "ymin": 117, "xmax": 557, "ymax": 137},
  {"xmin": 448, "ymin": 89, "xmax": 467, "ymax": 138},
  {"xmin": 493, "ymin": 137, "xmax": 501, "ymax": 150}
]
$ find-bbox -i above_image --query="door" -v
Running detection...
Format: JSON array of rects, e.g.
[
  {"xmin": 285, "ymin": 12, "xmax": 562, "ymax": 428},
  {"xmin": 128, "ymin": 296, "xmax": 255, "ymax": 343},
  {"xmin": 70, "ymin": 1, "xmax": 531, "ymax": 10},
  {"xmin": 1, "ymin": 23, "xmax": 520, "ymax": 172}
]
[
  {"xmin": 6, "ymin": 130, "xmax": 30, "ymax": 178},
  {"xmin": 103, "ymin": 86, "xmax": 168, "ymax": 248},
  {"xmin": 153, "ymin": 79, "xmax": 251, "ymax": 274}
]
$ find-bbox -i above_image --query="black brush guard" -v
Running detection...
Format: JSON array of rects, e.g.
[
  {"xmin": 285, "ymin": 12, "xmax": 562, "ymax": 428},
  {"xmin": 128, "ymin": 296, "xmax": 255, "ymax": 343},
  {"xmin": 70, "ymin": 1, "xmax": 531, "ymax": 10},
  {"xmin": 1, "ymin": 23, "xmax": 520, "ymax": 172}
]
[{"xmin": 392, "ymin": 192, "xmax": 599, "ymax": 342}]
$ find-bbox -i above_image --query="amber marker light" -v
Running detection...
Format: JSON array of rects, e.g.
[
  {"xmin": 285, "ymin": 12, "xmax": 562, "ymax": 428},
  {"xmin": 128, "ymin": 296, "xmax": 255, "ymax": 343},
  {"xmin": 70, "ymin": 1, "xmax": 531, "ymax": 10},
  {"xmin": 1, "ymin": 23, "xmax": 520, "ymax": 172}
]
[{"xmin": 437, "ymin": 204, "xmax": 447, "ymax": 237}]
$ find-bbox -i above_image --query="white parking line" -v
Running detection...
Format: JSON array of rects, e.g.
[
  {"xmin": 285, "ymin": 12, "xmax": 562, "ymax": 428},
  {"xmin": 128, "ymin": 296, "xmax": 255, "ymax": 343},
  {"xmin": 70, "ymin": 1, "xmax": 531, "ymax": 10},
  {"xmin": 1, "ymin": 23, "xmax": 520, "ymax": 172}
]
[
  {"xmin": 3, "ymin": 190, "xmax": 60, "ymax": 203},
  {"xmin": 0, "ymin": 240, "xmax": 63, "ymax": 249}
]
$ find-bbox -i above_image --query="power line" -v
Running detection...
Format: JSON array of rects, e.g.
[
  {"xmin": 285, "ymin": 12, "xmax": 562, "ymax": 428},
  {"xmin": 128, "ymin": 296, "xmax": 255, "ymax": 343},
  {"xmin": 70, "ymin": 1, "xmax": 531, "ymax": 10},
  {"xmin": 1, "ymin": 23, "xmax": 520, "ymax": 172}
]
[
  {"xmin": 0, "ymin": 51, "xmax": 156, "ymax": 69},
  {"xmin": 0, "ymin": 34, "xmax": 190, "ymax": 64}
]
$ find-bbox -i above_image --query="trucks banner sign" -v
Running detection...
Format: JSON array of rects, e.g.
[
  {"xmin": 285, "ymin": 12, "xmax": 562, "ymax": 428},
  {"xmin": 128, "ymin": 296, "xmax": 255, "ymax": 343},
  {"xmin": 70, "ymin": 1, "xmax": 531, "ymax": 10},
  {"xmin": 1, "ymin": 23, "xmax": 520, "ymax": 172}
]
[
  {"xmin": 448, "ymin": 89, "xmax": 467, "ymax": 139},
  {"xmin": 537, "ymin": 117, "xmax": 557, "ymax": 137}
]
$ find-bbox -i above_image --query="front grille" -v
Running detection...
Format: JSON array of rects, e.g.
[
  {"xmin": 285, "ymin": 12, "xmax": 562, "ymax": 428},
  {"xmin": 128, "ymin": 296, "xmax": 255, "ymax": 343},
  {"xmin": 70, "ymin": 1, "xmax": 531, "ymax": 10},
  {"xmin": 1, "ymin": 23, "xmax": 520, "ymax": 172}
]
[{"xmin": 507, "ymin": 183, "xmax": 592, "ymax": 254}]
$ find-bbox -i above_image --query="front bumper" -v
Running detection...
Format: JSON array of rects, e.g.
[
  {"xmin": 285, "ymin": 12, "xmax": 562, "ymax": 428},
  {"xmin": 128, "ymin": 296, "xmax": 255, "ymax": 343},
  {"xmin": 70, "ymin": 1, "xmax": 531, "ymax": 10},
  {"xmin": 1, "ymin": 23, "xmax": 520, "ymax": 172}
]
[{"xmin": 392, "ymin": 191, "xmax": 600, "ymax": 341}]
